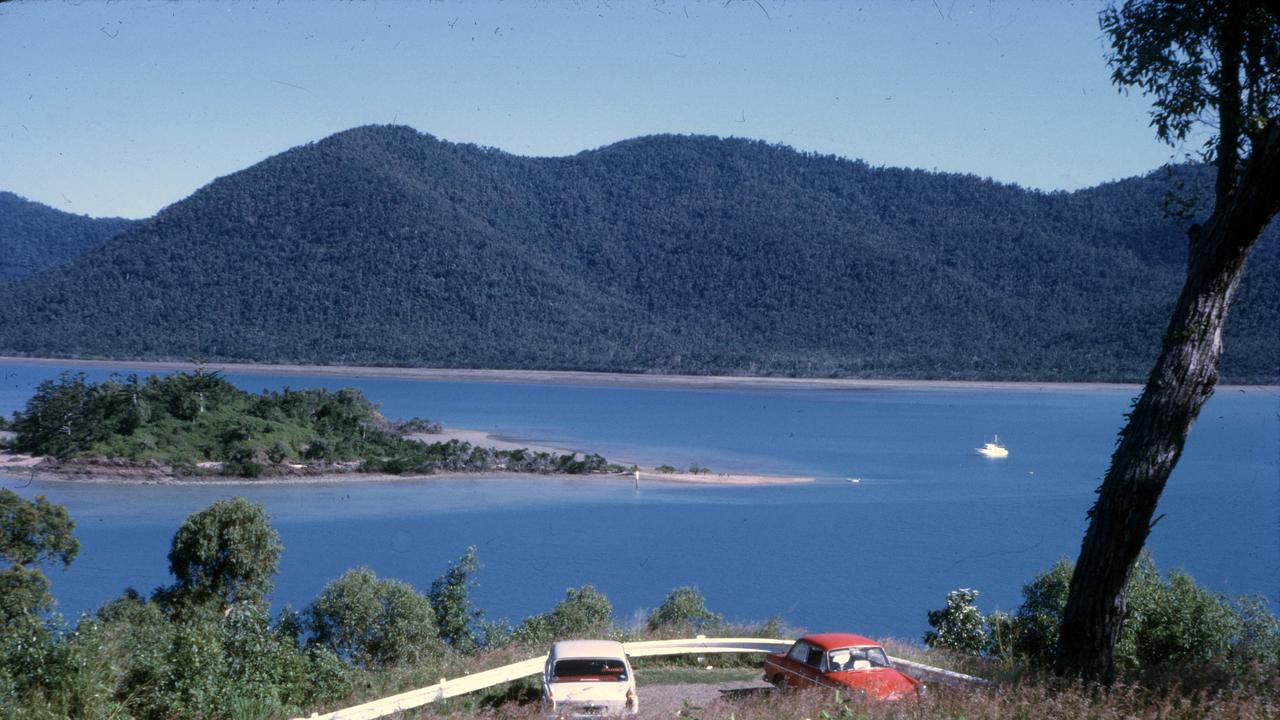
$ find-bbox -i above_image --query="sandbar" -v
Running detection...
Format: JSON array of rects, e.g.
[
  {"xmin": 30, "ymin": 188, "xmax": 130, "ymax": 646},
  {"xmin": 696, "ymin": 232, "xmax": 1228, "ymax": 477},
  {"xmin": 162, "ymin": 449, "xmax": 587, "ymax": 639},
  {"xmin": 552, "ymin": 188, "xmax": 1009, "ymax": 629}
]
[{"xmin": 411, "ymin": 427, "xmax": 576, "ymax": 456}]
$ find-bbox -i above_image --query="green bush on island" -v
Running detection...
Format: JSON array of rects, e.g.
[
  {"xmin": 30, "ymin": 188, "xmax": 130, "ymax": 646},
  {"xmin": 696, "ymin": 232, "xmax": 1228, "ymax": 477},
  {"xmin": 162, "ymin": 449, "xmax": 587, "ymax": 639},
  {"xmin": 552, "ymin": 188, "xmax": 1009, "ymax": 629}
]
[
  {"xmin": 8, "ymin": 371, "xmax": 624, "ymax": 478},
  {"xmin": 392, "ymin": 417, "xmax": 444, "ymax": 434}
]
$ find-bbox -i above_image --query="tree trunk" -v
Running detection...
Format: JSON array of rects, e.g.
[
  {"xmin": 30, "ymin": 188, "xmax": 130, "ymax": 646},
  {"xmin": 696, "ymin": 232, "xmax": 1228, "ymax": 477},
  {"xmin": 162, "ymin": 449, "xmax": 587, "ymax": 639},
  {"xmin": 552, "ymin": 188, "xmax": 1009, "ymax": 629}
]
[{"xmin": 1055, "ymin": 123, "xmax": 1280, "ymax": 682}]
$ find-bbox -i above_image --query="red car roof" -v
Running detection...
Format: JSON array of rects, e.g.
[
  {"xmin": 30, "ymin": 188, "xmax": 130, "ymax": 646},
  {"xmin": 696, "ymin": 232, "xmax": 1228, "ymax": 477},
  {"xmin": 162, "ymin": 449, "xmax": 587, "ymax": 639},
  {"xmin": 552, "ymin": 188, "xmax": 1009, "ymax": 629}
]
[{"xmin": 801, "ymin": 633, "xmax": 880, "ymax": 650}]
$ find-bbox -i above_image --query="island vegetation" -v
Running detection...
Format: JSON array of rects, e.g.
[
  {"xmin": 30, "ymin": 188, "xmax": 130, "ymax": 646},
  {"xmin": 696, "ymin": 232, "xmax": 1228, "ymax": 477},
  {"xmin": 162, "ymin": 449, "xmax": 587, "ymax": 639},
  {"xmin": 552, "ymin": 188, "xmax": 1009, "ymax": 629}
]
[
  {"xmin": 3, "ymin": 370, "xmax": 622, "ymax": 479},
  {"xmin": 1, "ymin": 492, "xmax": 1276, "ymax": 719}
]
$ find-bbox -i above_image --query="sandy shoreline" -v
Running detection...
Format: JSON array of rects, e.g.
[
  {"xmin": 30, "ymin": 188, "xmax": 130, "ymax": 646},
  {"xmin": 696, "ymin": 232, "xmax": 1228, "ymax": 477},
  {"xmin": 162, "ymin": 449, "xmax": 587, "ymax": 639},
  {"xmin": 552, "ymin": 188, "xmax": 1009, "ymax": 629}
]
[
  {"xmin": 0, "ymin": 427, "xmax": 809, "ymax": 487},
  {"xmin": 417, "ymin": 427, "xmax": 577, "ymax": 456},
  {"xmin": 0, "ymin": 457, "xmax": 809, "ymax": 488},
  {"xmin": 5, "ymin": 354, "xmax": 1275, "ymax": 392},
  {"xmin": 10, "ymin": 355, "xmax": 1274, "ymax": 393}
]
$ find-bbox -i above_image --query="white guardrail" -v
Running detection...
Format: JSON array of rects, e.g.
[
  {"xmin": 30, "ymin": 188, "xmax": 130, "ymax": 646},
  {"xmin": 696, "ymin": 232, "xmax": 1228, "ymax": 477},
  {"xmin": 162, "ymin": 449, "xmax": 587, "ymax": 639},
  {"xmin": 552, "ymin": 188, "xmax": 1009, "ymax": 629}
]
[{"xmin": 295, "ymin": 637, "xmax": 987, "ymax": 720}]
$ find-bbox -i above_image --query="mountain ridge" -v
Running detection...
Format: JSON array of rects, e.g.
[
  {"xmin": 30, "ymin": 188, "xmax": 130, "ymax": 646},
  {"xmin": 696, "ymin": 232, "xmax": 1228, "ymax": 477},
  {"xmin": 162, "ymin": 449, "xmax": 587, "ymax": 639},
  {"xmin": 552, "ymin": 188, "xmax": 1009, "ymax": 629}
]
[
  {"xmin": 0, "ymin": 125, "xmax": 1274, "ymax": 382},
  {"xmin": 0, "ymin": 191, "xmax": 138, "ymax": 283}
]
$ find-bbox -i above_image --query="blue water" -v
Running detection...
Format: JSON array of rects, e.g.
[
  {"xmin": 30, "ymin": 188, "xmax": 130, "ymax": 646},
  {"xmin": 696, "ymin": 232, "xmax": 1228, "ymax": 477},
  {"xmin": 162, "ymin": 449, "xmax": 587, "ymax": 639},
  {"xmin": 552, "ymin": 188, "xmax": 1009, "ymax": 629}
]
[{"xmin": 2, "ymin": 360, "xmax": 1277, "ymax": 640}]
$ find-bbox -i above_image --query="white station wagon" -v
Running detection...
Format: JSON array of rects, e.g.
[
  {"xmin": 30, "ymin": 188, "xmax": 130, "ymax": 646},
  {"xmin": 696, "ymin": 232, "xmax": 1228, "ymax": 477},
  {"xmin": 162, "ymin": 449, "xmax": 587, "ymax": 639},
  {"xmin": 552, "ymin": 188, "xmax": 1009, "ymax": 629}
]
[{"xmin": 542, "ymin": 640, "xmax": 638, "ymax": 718}]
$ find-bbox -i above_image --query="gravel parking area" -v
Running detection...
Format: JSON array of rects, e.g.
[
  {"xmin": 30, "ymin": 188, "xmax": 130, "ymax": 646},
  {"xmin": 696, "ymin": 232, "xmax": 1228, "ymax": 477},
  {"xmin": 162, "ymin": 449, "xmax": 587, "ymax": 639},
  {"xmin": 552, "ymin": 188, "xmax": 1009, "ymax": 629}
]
[{"xmin": 637, "ymin": 680, "xmax": 773, "ymax": 718}]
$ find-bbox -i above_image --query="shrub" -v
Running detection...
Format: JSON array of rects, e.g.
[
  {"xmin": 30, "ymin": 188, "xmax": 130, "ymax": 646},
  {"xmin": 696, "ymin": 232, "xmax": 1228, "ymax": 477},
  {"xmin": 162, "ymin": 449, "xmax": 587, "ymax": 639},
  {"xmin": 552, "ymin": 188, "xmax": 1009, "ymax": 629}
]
[
  {"xmin": 924, "ymin": 588, "xmax": 988, "ymax": 655},
  {"xmin": 511, "ymin": 585, "xmax": 613, "ymax": 645},
  {"xmin": 307, "ymin": 567, "xmax": 443, "ymax": 668},
  {"xmin": 647, "ymin": 586, "xmax": 724, "ymax": 634},
  {"xmin": 430, "ymin": 546, "xmax": 483, "ymax": 652},
  {"xmin": 165, "ymin": 497, "xmax": 282, "ymax": 611},
  {"xmin": 933, "ymin": 554, "xmax": 1280, "ymax": 683},
  {"xmin": 1125, "ymin": 566, "xmax": 1243, "ymax": 673}
]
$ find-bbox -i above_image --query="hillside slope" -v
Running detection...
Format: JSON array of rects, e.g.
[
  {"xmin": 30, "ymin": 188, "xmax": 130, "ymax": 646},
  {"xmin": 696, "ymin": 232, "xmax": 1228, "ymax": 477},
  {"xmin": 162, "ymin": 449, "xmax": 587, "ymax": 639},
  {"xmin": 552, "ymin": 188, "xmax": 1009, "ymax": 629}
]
[
  {"xmin": 0, "ymin": 192, "xmax": 138, "ymax": 282},
  {"xmin": 0, "ymin": 126, "xmax": 1274, "ymax": 381}
]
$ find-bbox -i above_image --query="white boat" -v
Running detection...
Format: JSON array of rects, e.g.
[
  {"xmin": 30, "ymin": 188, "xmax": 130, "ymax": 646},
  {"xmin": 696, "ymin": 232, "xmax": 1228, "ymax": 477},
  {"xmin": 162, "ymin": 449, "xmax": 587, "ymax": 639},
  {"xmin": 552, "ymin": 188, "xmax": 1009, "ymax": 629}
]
[{"xmin": 976, "ymin": 436, "xmax": 1009, "ymax": 458}]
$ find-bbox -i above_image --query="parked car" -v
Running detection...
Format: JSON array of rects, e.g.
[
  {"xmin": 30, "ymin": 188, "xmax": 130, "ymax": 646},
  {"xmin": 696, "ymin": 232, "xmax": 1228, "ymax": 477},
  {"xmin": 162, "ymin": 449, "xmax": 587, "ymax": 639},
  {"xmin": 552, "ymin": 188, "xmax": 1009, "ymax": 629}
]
[
  {"xmin": 542, "ymin": 639, "xmax": 639, "ymax": 718},
  {"xmin": 763, "ymin": 633, "xmax": 923, "ymax": 702}
]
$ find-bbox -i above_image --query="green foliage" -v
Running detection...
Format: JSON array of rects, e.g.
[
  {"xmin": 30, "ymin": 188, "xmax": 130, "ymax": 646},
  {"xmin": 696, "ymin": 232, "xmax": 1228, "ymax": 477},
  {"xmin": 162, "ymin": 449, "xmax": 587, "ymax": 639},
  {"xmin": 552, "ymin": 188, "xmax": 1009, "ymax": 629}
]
[
  {"xmin": 0, "ymin": 617, "xmax": 131, "ymax": 720},
  {"xmin": 943, "ymin": 555, "xmax": 1280, "ymax": 684},
  {"xmin": 166, "ymin": 497, "xmax": 282, "ymax": 611},
  {"xmin": 0, "ymin": 128, "xmax": 1274, "ymax": 382},
  {"xmin": 511, "ymin": 585, "xmax": 614, "ymax": 645},
  {"xmin": 0, "ymin": 191, "xmax": 136, "ymax": 283},
  {"xmin": 0, "ymin": 566, "xmax": 53, "ymax": 626},
  {"xmin": 429, "ymin": 546, "xmax": 483, "ymax": 652},
  {"xmin": 90, "ymin": 593, "xmax": 350, "ymax": 720},
  {"xmin": 0, "ymin": 490, "xmax": 79, "ymax": 569},
  {"xmin": 395, "ymin": 417, "xmax": 443, "ymax": 434},
  {"xmin": 924, "ymin": 588, "xmax": 988, "ymax": 655},
  {"xmin": 1100, "ymin": 0, "xmax": 1278, "ymax": 157},
  {"xmin": 0, "ymin": 490, "xmax": 78, "ymax": 625},
  {"xmin": 1124, "ymin": 565, "xmax": 1243, "ymax": 672},
  {"xmin": 307, "ymin": 567, "xmax": 444, "ymax": 668},
  {"xmin": 0, "ymin": 497, "xmax": 357, "ymax": 720},
  {"xmin": 10, "ymin": 371, "xmax": 623, "ymax": 477},
  {"xmin": 647, "ymin": 586, "xmax": 724, "ymax": 634}
]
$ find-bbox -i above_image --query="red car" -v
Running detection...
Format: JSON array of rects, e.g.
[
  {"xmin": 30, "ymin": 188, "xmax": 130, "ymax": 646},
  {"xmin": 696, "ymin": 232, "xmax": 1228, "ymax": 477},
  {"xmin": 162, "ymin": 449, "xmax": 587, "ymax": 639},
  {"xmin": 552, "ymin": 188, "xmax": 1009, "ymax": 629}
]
[{"xmin": 763, "ymin": 633, "xmax": 923, "ymax": 702}]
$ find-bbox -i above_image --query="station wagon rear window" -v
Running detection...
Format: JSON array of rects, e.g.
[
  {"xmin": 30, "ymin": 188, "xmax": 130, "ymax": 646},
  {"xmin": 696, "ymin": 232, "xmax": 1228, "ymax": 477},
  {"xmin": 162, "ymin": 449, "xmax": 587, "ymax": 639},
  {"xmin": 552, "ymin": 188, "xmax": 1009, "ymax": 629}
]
[{"xmin": 552, "ymin": 658, "xmax": 629, "ymax": 682}]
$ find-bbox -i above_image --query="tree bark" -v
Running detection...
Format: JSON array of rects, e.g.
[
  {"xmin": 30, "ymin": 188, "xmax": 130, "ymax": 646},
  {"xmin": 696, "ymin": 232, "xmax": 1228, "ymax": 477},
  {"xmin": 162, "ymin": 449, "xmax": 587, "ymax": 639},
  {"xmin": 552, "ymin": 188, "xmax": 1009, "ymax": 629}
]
[{"xmin": 1054, "ymin": 122, "xmax": 1280, "ymax": 682}]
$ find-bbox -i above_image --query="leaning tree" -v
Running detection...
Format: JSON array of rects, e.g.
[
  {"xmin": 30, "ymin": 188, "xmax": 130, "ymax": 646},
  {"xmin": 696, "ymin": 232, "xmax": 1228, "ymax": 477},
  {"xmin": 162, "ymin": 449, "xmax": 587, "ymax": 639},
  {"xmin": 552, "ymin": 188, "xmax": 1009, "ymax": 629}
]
[{"xmin": 1056, "ymin": 0, "xmax": 1279, "ymax": 682}]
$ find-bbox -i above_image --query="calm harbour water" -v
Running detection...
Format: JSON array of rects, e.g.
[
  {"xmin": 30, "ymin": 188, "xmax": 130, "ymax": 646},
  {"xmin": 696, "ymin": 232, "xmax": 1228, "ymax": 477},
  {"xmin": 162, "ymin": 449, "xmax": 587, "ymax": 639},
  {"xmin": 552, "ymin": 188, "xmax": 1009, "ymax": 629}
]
[{"xmin": 2, "ymin": 360, "xmax": 1277, "ymax": 640}]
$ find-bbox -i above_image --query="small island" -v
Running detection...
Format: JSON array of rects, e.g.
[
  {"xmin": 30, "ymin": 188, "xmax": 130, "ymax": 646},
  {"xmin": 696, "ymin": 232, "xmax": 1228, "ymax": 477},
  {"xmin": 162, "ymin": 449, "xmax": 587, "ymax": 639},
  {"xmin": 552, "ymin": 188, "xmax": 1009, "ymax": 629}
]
[
  {"xmin": 0, "ymin": 370, "xmax": 812, "ymax": 486},
  {"xmin": 0, "ymin": 370, "xmax": 625, "ymax": 481}
]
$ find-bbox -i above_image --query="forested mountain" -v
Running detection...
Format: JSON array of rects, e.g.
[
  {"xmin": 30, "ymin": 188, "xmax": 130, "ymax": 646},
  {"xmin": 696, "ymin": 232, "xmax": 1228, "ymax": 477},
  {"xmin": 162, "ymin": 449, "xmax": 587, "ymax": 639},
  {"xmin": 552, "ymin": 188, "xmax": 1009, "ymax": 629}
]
[
  {"xmin": 0, "ymin": 125, "xmax": 1274, "ymax": 382},
  {"xmin": 0, "ymin": 192, "xmax": 138, "ymax": 282}
]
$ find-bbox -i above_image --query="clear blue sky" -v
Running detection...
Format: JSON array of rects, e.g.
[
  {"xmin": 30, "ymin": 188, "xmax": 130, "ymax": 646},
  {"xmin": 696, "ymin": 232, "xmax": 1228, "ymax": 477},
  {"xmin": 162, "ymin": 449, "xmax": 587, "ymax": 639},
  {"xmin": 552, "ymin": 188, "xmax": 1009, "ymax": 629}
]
[{"xmin": 1, "ymin": 0, "xmax": 1178, "ymax": 220}]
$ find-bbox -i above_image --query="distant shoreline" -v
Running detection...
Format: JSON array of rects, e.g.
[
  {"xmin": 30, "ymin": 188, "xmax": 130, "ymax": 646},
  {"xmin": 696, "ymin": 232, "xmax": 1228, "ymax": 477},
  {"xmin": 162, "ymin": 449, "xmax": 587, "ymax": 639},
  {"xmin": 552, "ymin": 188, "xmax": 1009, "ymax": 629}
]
[{"xmin": 6, "ymin": 356, "xmax": 1275, "ymax": 393}]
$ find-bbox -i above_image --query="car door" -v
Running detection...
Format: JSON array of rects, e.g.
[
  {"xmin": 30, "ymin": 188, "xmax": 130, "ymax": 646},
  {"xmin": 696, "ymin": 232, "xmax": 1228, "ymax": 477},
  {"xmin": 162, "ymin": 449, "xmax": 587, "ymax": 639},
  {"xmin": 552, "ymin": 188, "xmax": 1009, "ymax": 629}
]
[{"xmin": 781, "ymin": 641, "xmax": 825, "ymax": 689}]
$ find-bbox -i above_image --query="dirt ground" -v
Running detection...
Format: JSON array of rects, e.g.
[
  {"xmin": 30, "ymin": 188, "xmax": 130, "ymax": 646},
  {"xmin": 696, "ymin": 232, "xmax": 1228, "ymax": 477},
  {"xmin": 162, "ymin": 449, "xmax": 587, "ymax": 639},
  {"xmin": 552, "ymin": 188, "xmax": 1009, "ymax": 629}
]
[{"xmin": 637, "ymin": 680, "xmax": 773, "ymax": 718}]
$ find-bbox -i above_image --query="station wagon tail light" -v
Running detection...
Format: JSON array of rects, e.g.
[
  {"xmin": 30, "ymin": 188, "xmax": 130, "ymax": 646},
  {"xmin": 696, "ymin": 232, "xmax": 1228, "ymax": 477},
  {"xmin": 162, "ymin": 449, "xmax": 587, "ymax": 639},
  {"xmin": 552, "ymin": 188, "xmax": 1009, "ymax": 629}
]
[
  {"xmin": 626, "ymin": 687, "xmax": 636, "ymax": 709},
  {"xmin": 546, "ymin": 688, "xmax": 555, "ymax": 709}
]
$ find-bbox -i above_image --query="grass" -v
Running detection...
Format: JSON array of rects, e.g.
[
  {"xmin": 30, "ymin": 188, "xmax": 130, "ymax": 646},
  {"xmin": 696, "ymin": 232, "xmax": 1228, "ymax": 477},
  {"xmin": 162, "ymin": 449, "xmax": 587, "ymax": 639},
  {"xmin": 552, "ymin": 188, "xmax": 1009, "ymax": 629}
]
[
  {"xmin": 405, "ymin": 678, "xmax": 1280, "ymax": 720},
  {"xmin": 368, "ymin": 645, "xmax": 1280, "ymax": 720},
  {"xmin": 633, "ymin": 665, "xmax": 762, "ymax": 687}
]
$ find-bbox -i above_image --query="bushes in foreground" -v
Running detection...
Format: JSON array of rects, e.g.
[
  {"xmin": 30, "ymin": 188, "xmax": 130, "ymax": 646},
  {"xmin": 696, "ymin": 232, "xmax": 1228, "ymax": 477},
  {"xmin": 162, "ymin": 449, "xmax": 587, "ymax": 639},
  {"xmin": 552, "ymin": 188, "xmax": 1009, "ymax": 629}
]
[
  {"xmin": 924, "ymin": 555, "xmax": 1280, "ymax": 686},
  {"xmin": 0, "ymin": 495, "xmax": 745, "ymax": 719},
  {"xmin": 5, "ymin": 491, "xmax": 1278, "ymax": 719}
]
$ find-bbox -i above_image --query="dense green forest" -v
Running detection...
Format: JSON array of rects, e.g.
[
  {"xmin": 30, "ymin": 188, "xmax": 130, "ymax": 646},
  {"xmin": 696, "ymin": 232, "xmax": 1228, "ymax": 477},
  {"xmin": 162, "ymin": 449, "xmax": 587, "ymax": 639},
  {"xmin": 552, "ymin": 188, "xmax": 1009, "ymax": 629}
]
[
  {"xmin": 5, "ymin": 371, "xmax": 619, "ymax": 478},
  {"xmin": 0, "ymin": 191, "xmax": 137, "ymax": 283},
  {"xmin": 0, "ymin": 126, "xmax": 1274, "ymax": 382}
]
